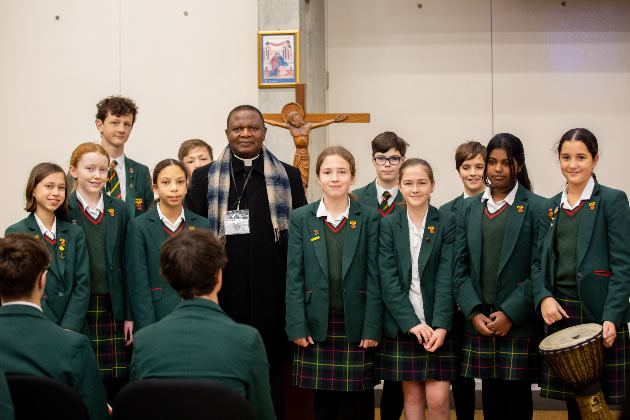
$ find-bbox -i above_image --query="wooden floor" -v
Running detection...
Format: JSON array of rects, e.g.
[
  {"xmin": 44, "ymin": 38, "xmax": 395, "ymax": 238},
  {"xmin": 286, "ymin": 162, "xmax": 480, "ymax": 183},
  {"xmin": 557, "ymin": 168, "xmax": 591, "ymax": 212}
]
[{"xmin": 374, "ymin": 409, "xmax": 621, "ymax": 419}]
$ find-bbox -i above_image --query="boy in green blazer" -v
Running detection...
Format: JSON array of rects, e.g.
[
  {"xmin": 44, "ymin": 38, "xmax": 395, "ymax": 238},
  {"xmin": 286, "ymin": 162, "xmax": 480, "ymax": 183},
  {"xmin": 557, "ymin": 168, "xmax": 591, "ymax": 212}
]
[
  {"xmin": 0, "ymin": 233, "xmax": 109, "ymax": 420},
  {"xmin": 353, "ymin": 131, "xmax": 408, "ymax": 217},
  {"xmin": 130, "ymin": 229, "xmax": 275, "ymax": 420}
]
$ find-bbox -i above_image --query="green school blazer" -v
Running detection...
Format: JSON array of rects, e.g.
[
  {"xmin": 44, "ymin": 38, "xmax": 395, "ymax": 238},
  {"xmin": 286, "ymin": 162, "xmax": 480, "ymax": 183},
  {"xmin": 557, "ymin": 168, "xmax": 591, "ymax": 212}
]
[
  {"xmin": 453, "ymin": 186, "xmax": 545, "ymax": 337},
  {"xmin": 67, "ymin": 156, "xmax": 153, "ymax": 218},
  {"xmin": 440, "ymin": 194, "xmax": 464, "ymax": 215},
  {"xmin": 126, "ymin": 206, "xmax": 209, "ymax": 330},
  {"xmin": 130, "ymin": 298, "xmax": 275, "ymax": 420},
  {"xmin": 66, "ymin": 191, "xmax": 130, "ymax": 321},
  {"xmin": 379, "ymin": 205, "xmax": 456, "ymax": 338},
  {"xmin": 532, "ymin": 183, "xmax": 630, "ymax": 326},
  {"xmin": 0, "ymin": 305, "xmax": 109, "ymax": 420},
  {"xmin": 285, "ymin": 198, "xmax": 383, "ymax": 343},
  {"xmin": 353, "ymin": 180, "xmax": 404, "ymax": 216},
  {"xmin": 5, "ymin": 214, "xmax": 90, "ymax": 331}
]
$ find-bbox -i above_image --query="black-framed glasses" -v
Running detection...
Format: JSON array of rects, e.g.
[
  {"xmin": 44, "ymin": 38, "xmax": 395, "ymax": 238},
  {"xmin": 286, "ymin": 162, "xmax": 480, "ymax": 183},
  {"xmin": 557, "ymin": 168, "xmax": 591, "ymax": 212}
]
[{"xmin": 373, "ymin": 156, "xmax": 402, "ymax": 166}]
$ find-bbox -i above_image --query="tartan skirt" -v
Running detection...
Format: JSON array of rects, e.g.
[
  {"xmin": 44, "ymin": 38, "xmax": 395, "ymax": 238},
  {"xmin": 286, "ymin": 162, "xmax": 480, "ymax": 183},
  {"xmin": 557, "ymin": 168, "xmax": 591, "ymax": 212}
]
[
  {"xmin": 86, "ymin": 295, "xmax": 128, "ymax": 378},
  {"xmin": 291, "ymin": 310, "xmax": 375, "ymax": 391},
  {"xmin": 375, "ymin": 328, "xmax": 458, "ymax": 382},
  {"xmin": 540, "ymin": 294, "xmax": 630, "ymax": 405},
  {"xmin": 459, "ymin": 332, "xmax": 542, "ymax": 382}
]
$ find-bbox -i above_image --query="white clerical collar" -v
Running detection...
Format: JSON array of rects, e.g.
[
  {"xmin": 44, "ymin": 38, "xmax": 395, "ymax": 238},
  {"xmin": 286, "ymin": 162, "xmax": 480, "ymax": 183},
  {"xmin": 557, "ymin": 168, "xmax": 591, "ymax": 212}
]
[
  {"xmin": 233, "ymin": 153, "xmax": 260, "ymax": 167},
  {"xmin": 2, "ymin": 301, "xmax": 42, "ymax": 312},
  {"xmin": 561, "ymin": 177, "xmax": 595, "ymax": 211}
]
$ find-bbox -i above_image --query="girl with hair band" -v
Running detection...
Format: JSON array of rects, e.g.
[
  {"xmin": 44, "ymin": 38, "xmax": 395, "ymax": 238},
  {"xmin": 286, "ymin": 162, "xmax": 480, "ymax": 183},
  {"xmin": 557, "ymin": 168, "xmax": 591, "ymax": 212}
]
[
  {"xmin": 285, "ymin": 146, "xmax": 382, "ymax": 420},
  {"xmin": 376, "ymin": 158, "xmax": 457, "ymax": 420},
  {"xmin": 126, "ymin": 159, "xmax": 209, "ymax": 332},
  {"xmin": 533, "ymin": 128, "xmax": 630, "ymax": 419},
  {"xmin": 453, "ymin": 133, "xmax": 545, "ymax": 420},
  {"xmin": 5, "ymin": 163, "xmax": 89, "ymax": 332},
  {"xmin": 66, "ymin": 142, "xmax": 132, "ymax": 402}
]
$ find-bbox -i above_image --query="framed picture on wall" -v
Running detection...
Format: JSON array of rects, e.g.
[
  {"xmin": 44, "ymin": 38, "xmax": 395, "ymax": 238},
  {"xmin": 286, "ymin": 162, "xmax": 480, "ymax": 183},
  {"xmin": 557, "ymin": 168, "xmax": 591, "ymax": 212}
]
[{"xmin": 258, "ymin": 30, "xmax": 300, "ymax": 88}]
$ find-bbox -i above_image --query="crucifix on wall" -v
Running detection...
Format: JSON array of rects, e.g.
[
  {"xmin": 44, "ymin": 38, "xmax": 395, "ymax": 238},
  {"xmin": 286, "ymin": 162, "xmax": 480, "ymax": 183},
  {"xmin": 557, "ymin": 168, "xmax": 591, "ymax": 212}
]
[{"xmin": 263, "ymin": 84, "xmax": 370, "ymax": 189}]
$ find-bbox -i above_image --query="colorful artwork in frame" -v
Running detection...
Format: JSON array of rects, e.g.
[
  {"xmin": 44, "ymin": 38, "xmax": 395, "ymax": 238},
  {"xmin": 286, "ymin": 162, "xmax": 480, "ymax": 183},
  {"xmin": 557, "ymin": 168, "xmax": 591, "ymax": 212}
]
[{"xmin": 258, "ymin": 30, "xmax": 299, "ymax": 88}]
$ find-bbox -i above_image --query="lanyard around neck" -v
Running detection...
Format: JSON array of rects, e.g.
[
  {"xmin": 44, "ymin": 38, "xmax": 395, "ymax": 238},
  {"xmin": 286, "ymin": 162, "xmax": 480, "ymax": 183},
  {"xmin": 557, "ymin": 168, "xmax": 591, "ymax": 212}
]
[{"xmin": 229, "ymin": 161, "xmax": 255, "ymax": 210}]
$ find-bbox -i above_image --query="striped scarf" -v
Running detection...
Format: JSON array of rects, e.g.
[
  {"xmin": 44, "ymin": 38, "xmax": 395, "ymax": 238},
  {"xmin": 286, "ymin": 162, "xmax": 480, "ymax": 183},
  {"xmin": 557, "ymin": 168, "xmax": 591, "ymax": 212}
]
[{"xmin": 207, "ymin": 145, "xmax": 292, "ymax": 243}]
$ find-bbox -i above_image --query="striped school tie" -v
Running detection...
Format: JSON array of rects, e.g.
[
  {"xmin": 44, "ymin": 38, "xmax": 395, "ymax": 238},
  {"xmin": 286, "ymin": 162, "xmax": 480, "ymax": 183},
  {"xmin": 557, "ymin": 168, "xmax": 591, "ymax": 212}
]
[
  {"xmin": 107, "ymin": 160, "xmax": 121, "ymax": 199},
  {"xmin": 380, "ymin": 191, "xmax": 392, "ymax": 213}
]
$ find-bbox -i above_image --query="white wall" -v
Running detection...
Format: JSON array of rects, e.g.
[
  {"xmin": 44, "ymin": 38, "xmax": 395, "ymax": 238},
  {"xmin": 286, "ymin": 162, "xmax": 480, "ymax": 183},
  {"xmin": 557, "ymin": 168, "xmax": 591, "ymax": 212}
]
[
  {"xmin": 0, "ymin": 0, "xmax": 258, "ymax": 232},
  {"xmin": 327, "ymin": 0, "xmax": 630, "ymax": 205}
]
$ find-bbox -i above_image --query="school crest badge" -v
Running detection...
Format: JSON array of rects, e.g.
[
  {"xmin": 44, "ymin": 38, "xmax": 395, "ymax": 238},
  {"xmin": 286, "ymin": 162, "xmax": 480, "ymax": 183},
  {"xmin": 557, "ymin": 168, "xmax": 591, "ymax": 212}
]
[
  {"xmin": 188, "ymin": 226, "xmax": 195, "ymax": 230},
  {"xmin": 350, "ymin": 221, "xmax": 357, "ymax": 230},
  {"xmin": 517, "ymin": 205, "xmax": 524, "ymax": 213},
  {"xmin": 108, "ymin": 209, "xmax": 115, "ymax": 217},
  {"xmin": 428, "ymin": 226, "xmax": 435, "ymax": 234},
  {"xmin": 589, "ymin": 201, "xmax": 596, "ymax": 211}
]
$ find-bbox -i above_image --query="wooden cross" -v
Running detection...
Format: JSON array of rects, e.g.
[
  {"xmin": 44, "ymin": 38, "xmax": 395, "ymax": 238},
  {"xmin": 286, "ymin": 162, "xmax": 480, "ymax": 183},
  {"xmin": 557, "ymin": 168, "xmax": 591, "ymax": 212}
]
[{"xmin": 262, "ymin": 84, "xmax": 370, "ymax": 188}]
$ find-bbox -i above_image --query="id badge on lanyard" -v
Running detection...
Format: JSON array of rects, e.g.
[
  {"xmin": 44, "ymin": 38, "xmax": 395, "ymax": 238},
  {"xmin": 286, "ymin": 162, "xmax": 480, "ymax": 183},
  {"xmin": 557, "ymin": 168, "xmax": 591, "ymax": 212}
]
[{"xmin": 224, "ymin": 160, "xmax": 253, "ymax": 236}]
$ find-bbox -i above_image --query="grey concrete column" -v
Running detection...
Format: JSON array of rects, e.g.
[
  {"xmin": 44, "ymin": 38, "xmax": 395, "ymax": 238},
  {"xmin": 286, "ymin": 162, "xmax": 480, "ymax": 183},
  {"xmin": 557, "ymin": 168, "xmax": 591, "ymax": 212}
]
[{"xmin": 258, "ymin": 0, "xmax": 327, "ymax": 201}]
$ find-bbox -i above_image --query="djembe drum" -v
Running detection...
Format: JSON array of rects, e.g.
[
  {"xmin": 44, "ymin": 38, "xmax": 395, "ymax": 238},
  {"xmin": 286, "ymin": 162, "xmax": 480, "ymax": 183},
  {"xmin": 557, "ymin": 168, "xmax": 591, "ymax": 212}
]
[{"xmin": 539, "ymin": 323, "xmax": 613, "ymax": 420}]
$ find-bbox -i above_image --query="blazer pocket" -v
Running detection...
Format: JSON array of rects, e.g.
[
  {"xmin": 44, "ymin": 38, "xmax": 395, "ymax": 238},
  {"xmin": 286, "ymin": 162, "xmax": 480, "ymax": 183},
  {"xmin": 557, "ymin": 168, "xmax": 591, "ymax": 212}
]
[
  {"xmin": 594, "ymin": 271, "xmax": 611, "ymax": 276},
  {"xmin": 151, "ymin": 287, "xmax": 163, "ymax": 302},
  {"xmin": 304, "ymin": 290, "xmax": 312, "ymax": 303}
]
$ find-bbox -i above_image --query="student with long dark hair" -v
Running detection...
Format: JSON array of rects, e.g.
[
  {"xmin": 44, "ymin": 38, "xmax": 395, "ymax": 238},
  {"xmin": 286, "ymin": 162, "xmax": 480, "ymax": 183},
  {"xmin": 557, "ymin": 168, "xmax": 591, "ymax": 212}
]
[{"xmin": 454, "ymin": 133, "xmax": 545, "ymax": 420}]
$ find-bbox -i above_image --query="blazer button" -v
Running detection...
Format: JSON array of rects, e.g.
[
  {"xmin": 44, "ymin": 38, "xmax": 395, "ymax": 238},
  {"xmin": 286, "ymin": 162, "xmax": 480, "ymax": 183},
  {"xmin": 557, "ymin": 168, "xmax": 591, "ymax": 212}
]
[
  {"xmin": 58, "ymin": 292, "xmax": 64, "ymax": 297},
  {"xmin": 577, "ymin": 272, "xmax": 583, "ymax": 278}
]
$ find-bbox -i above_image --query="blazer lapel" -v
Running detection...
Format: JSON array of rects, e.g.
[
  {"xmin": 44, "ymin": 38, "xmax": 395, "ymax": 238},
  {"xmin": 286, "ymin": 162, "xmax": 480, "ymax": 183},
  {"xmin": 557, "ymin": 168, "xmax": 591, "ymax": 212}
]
[
  {"xmin": 418, "ymin": 206, "xmax": 439, "ymax": 279},
  {"xmin": 147, "ymin": 207, "xmax": 166, "ymax": 253},
  {"xmin": 576, "ymin": 185, "xmax": 600, "ymax": 268},
  {"xmin": 468, "ymin": 199, "xmax": 484, "ymax": 278},
  {"xmin": 366, "ymin": 181, "xmax": 378, "ymax": 205},
  {"xmin": 125, "ymin": 157, "xmax": 137, "ymax": 216},
  {"xmin": 342, "ymin": 199, "xmax": 361, "ymax": 280},
  {"xmin": 394, "ymin": 211, "xmax": 412, "ymax": 288},
  {"xmin": 497, "ymin": 190, "xmax": 528, "ymax": 278},
  {"xmin": 53, "ymin": 222, "xmax": 67, "ymax": 280},
  {"xmin": 308, "ymin": 203, "xmax": 328, "ymax": 279},
  {"xmin": 25, "ymin": 214, "xmax": 64, "ymax": 280},
  {"xmin": 103, "ymin": 196, "xmax": 118, "ymax": 265}
]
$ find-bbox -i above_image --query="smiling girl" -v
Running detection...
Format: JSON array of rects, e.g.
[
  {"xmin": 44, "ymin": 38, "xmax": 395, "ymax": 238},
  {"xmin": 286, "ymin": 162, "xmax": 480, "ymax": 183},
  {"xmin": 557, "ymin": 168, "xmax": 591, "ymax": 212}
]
[
  {"xmin": 126, "ymin": 159, "xmax": 209, "ymax": 332},
  {"xmin": 5, "ymin": 163, "xmax": 90, "ymax": 332},
  {"xmin": 533, "ymin": 128, "xmax": 630, "ymax": 418},
  {"xmin": 376, "ymin": 159, "xmax": 457, "ymax": 420},
  {"xmin": 285, "ymin": 146, "xmax": 382, "ymax": 419},
  {"xmin": 453, "ymin": 133, "xmax": 545, "ymax": 420},
  {"xmin": 66, "ymin": 142, "xmax": 131, "ymax": 401}
]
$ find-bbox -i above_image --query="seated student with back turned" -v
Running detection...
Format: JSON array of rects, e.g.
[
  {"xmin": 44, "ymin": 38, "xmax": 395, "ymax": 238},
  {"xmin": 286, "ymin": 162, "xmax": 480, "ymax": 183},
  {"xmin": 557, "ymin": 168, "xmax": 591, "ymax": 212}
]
[
  {"xmin": 130, "ymin": 229, "xmax": 275, "ymax": 420},
  {"xmin": 0, "ymin": 233, "xmax": 109, "ymax": 420}
]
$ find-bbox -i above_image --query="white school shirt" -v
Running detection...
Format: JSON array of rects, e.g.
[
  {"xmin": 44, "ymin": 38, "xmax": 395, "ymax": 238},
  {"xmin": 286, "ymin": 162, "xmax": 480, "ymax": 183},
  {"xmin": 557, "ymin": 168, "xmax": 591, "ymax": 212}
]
[
  {"xmin": 560, "ymin": 177, "xmax": 595, "ymax": 211},
  {"xmin": 33, "ymin": 213, "xmax": 56, "ymax": 241},
  {"xmin": 156, "ymin": 202, "xmax": 186, "ymax": 231},
  {"xmin": 316, "ymin": 196, "xmax": 350, "ymax": 228},
  {"xmin": 408, "ymin": 209, "xmax": 428, "ymax": 324},
  {"xmin": 2, "ymin": 301, "xmax": 42, "ymax": 312},
  {"xmin": 481, "ymin": 182, "xmax": 519, "ymax": 213},
  {"xmin": 108, "ymin": 154, "xmax": 127, "ymax": 200},
  {"xmin": 76, "ymin": 191, "xmax": 104, "ymax": 219},
  {"xmin": 375, "ymin": 181, "xmax": 399, "ymax": 207}
]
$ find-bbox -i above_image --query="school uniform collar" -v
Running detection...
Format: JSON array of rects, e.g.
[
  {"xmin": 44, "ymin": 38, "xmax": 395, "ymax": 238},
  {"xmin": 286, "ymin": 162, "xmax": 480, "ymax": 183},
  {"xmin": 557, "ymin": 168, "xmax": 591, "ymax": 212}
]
[
  {"xmin": 481, "ymin": 182, "xmax": 519, "ymax": 213},
  {"xmin": 463, "ymin": 191, "xmax": 471, "ymax": 199},
  {"xmin": 407, "ymin": 208, "xmax": 428, "ymax": 239},
  {"xmin": 375, "ymin": 181, "xmax": 399, "ymax": 206},
  {"xmin": 112, "ymin": 153, "xmax": 126, "ymax": 171},
  {"xmin": 76, "ymin": 190, "xmax": 104, "ymax": 218},
  {"xmin": 156, "ymin": 202, "xmax": 185, "ymax": 231},
  {"xmin": 316, "ymin": 196, "xmax": 351, "ymax": 227},
  {"xmin": 33, "ymin": 213, "xmax": 56, "ymax": 240},
  {"xmin": 177, "ymin": 297, "xmax": 224, "ymax": 313},
  {"xmin": 2, "ymin": 301, "xmax": 43, "ymax": 312},
  {"xmin": 560, "ymin": 177, "xmax": 595, "ymax": 211}
]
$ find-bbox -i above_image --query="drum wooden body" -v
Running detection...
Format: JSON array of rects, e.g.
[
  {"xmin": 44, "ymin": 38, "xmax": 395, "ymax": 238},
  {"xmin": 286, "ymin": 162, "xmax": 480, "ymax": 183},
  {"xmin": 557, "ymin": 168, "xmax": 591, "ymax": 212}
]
[{"xmin": 539, "ymin": 323, "xmax": 613, "ymax": 420}]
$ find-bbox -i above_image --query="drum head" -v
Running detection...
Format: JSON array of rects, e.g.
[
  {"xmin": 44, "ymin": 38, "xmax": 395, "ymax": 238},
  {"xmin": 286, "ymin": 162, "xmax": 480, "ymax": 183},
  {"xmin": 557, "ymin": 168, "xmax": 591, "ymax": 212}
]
[{"xmin": 539, "ymin": 323, "xmax": 602, "ymax": 352}]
